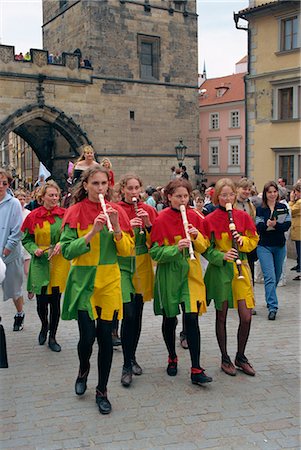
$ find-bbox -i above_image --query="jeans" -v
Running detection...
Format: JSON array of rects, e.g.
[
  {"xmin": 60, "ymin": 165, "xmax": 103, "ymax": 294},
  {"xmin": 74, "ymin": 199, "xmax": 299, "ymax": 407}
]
[
  {"xmin": 257, "ymin": 245, "xmax": 286, "ymax": 312},
  {"xmin": 295, "ymin": 241, "xmax": 301, "ymax": 272}
]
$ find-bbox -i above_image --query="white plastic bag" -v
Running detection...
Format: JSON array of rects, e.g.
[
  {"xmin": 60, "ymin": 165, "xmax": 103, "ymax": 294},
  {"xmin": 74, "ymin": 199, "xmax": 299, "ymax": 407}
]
[{"xmin": 0, "ymin": 257, "xmax": 6, "ymax": 284}]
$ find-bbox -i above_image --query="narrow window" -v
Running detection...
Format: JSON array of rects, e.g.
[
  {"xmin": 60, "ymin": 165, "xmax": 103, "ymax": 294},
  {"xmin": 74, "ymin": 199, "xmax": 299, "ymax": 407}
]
[
  {"xmin": 138, "ymin": 35, "xmax": 160, "ymax": 80},
  {"xmin": 281, "ymin": 16, "xmax": 298, "ymax": 51}
]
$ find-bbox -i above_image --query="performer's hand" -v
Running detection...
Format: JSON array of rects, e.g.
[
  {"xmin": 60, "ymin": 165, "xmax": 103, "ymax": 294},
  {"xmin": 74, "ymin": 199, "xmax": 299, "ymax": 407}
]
[
  {"xmin": 137, "ymin": 208, "xmax": 151, "ymax": 227},
  {"xmin": 187, "ymin": 224, "xmax": 198, "ymax": 240},
  {"xmin": 223, "ymin": 248, "xmax": 238, "ymax": 261},
  {"xmin": 92, "ymin": 212, "xmax": 106, "ymax": 233},
  {"xmin": 2, "ymin": 248, "xmax": 11, "ymax": 257},
  {"xmin": 48, "ymin": 243, "xmax": 61, "ymax": 260},
  {"xmin": 106, "ymin": 206, "xmax": 119, "ymax": 228},
  {"xmin": 233, "ymin": 231, "xmax": 243, "ymax": 246},
  {"xmin": 34, "ymin": 248, "xmax": 44, "ymax": 257},
  {"xmin": 178, "ymin": 238, "xmax": 191, "ymax": 251},
  {"xmin": 130, "ymin": 217, "xmax": 143, "ymax": 228}
]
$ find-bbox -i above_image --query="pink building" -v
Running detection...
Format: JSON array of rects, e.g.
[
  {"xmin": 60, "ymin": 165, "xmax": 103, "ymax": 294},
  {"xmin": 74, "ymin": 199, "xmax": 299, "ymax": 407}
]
[{"xmin": 199, "ymin": 67, "xmax": 246, "ymax": 186}]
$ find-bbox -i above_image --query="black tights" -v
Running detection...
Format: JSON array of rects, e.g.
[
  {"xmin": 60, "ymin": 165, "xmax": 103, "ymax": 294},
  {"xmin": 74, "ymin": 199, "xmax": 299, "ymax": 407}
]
[
  {"xmin": 36, "ymin": 290, "xmax": 61, "ymax": 339},
  {"xmin": 162, "ymin": 313, "xmax": 201, "ymax": 369},
  {"xmin": 121, "ymin": 294, "xmax": 144, "ymax": 369},
  {"xmin": 77, "ymin": 310, "xmax": 113, "ymax": 394},
  {"xmin": 216, "ymin": 300, "xmax": 252, "ymax": 360}
]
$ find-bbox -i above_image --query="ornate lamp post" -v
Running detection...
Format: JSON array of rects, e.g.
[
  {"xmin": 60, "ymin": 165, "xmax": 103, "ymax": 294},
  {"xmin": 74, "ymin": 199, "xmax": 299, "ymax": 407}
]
[{"xmin": 175, "ymin": 138, "xmax": 187, "ymax": 168}]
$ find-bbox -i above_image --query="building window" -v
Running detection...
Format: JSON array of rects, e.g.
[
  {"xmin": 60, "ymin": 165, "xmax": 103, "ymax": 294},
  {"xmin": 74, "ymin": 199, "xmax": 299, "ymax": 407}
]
[
  {"xmin": 230, "ymin": 144, "xmax": 239, "ymax": 166},
  {"xmin": 280, "ymin": 16, "xmax": 299, "ymax": 51},
  {"xmin": 279, "ymin": 155, "xmax": 294, "ymax": 185},
  {"xmin": 174, "ymin": 1, "xmax": 186, "ymax": 11},
  {"xmin": 137, "ymin": 35, "xmax": 160, "ymax": 80},
  {"xmin": 209, "ymin": 113, "xmax": 219, "ymax": 130},
  {"xmin": 273, "ymin": 149, "xmax": 301, "ymax": 185},
  {"xmin": 230, "ymin": 110, "xmax": 240, "ymax": 128},
  {"xmin": 209, "ymin": 144, "xmax": 219, "ymax": 166},
  {"xmin": 272, "ymin": 80, "xmax": 300, "ymax": 121}
]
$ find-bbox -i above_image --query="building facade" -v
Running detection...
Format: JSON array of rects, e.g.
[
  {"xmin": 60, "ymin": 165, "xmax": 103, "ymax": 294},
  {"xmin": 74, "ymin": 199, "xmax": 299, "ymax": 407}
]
[
  {"xmin": 235, "ymin": 0, "xmax": 300, "ymax": 189},
  {"xmin": 199, "ymin": 70, "xmax": 246, "ymax": 186}
]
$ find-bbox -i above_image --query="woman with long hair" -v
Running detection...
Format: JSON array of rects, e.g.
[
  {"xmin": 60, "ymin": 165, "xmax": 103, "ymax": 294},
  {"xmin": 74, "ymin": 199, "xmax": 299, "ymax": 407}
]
[
  {"xmin": 150, "ymin": 178, "xmax": 212, "ymax": 386},
  {"xmin": 203, "ymin": 178, "xmax": 259, "ymax": 376},
  {"xmin": 256, "ymin": 181, "xmax": 291, "ymax": 320},
  {"xmin": 60, "ymin": 166, "xmax": 134, "ymax": 414},
  {"xmin": 21, "ymin": 180, "xmax": 70, "ymax": 350},
  {"xmin": 72, "ymin": 144, "xmax": 99, "ymax": 184},
  {"xmin": 100, "ymin": 157, "xmax": 115, "ymax": 188},
  {"xmin": 117, "ymin": 174, "xmax": 157, "ymax": 387}
]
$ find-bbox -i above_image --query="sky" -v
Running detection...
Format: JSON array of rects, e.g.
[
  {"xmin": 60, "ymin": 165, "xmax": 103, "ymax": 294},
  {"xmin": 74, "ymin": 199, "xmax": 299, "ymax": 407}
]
[{"xmin": 0, "ymin": 0, "xmax": 248, "ymax": 78}]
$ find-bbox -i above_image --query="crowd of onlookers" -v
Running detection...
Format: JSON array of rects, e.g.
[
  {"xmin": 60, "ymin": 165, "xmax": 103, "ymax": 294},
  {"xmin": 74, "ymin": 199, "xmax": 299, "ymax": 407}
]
[{"xmin": 14, "ymin": 50, "xmax": 92, "ymax": 68}]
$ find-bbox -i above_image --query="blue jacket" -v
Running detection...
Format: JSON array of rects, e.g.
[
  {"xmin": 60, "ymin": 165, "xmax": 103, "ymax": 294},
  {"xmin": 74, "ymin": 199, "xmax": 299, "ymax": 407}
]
[
  {"xmin": 256, "ymin": 202, "xmax": 291, "ymax": 247},
  {"xmin": 0, "ymin": 192, "xmax": 23, "ymax": 264}
]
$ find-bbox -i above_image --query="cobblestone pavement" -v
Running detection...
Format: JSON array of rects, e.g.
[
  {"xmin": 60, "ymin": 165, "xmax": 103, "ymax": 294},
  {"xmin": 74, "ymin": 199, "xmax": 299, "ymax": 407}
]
[{"xmin": 0, "ymin": 259, "xmax": 300, "ymax": 450}]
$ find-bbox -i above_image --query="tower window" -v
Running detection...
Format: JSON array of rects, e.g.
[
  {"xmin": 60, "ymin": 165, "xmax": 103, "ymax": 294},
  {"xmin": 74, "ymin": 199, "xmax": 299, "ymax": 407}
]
[
  {"xmin": 60, "ymin": 0, "xmax": 68, "ymax": 9},
  {"xmin": 137, "ymin": 34, "xmax": 160, "ymax": 80},
  {"xmin": 130, "ymin": 111, "xmax": 135, "ymax": 120}
]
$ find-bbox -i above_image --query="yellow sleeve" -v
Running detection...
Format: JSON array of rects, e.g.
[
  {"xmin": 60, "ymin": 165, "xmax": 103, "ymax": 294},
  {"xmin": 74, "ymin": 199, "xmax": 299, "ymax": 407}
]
[
  {"xmin": 238, "ymin": 230, "xmax": 259, "ymax": 253},
  {"xmin": 289, "ymin": 201, "xmax": 301, "ymax": 218},
  {"xmin": 115, "ymin": 231, "xmax": 135, "ymax": 257},
  {"xmin": 192, "ymin": 232, "xmax": 210, "ymax": 254}
]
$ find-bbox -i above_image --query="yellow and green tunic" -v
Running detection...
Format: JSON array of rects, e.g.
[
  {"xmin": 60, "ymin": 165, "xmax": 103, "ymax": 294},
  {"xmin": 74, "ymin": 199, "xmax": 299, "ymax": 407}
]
[
  {"xmin": 117, "ymin": 201, "xmax": 158, "ymax": 303},
  {"xmin": 21, "ymin": 206, "xmax": 70, "ymax": 295},
  {"xmin": 203, "ymin": 206, "xmax": 259, "ymax": 310},
  {"xmin": 60, "ymin": 198, "xmax": 134, "ymax": 322},
  {"xmin": 150, "ymin": 207, "xmax": 209, "ymax": 318}
]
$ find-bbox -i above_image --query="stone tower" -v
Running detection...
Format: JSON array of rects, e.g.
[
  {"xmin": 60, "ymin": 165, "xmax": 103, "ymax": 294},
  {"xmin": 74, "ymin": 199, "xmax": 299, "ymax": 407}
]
[{"xmin": 42, "ymin": 0, "xmax": 200, "ymax": 186}]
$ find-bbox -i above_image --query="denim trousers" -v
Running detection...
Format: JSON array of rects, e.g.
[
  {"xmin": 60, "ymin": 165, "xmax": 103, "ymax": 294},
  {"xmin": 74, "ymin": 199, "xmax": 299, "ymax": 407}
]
[{"xmin": 257, "ymin": 244, "xmax": 286, "ymax": 312}]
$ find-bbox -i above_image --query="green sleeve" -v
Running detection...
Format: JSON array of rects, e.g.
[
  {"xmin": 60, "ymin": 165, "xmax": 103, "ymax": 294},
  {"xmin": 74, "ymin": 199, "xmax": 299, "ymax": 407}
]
[
  {"xmin": 202, "ymin": 239, "xmax": 225, "ymax": 267},
  {"xmin": 60, "ymin": 225, "xmax": 91, "ymax": 260},
  {"xmin": 150, "ymin": 242, "xmax": 182, "ymax": 263},
  {"xmin": 22, "ymin": 229, "xmax": 39, "ymax": 255}
]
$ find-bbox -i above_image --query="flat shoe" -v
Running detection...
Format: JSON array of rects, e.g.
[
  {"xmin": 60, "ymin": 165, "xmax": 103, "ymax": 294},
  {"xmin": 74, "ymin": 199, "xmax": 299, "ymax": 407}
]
[
  {"xmin": 268, "ymin": 311, "xmax": 277, "ymax": 320},
  {"xmin": 191, "ymin": 368, "xmax": 212, "ymax": 384},
  {"xmin": 235, "ymin": 355, "xmax": 255, "ymax": 376},
  {"xmin": 131, "ymin": 359, "xmax": 142, "ymax": 376},
  {"xmin": 293, "ymin": 275, "xmax": 301, "ymax": 281},
  {"xmin": 75, "ymin": 367, "xmax": 89, "ymax": 396},
  {"xmin": 38, "ymin": 328, "xmax": 48, "ymax": 345},
  {"xmin": 96, "ymin": 391, "xmax": 111, "ymax": 415},
  {"xmin": 167, "ymin": 356, "xmax": 178, "ymax": 376},
  {"xmin": 48, "ymin": 339, "xmax": 61, "ymax": 352},
  {"xmin": 221, "ymin": 357, "xmax": 236, "ymax": 376},
  {"xmin": 121, "ymin": 367, "xmax": 132, "ymax": 387}
]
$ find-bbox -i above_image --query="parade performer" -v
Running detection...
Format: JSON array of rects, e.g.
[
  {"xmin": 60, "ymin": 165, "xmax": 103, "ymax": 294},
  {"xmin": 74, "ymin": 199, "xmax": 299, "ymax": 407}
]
[
  {"xmin": 21, "ymin": 181, "xmax": 70, "ymax": 350},
  {"xmin": 203, "ymin": 178, "xmax": 259, "ymax": 377},
  {"xmin": 117, "ymin": 174, "xmax": 158, "ymax": 387},
  {"xmin": 60, "ymin": 166, "xmax": 134, "ymax": 414},
  {"xmin": 150, "ymin": 178, "xmax": 212, "ymax": 386}
]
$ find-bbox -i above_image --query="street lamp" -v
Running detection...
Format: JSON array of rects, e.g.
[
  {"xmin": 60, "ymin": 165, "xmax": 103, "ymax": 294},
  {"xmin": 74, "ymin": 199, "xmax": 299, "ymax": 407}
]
[{"xmin": 175, "ymin": 138, "xmax": 187, "ymax": 168}]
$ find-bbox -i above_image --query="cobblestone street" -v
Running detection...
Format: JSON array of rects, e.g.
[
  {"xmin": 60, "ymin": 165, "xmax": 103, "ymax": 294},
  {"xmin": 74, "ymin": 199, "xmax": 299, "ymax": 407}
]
[{"xmin": 0, "ymin": 260, "xmax": 300, "ymax": 450}]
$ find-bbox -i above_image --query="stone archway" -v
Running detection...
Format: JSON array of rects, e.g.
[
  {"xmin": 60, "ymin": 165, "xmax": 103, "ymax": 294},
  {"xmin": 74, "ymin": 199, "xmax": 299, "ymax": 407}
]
[{"xmin": 0, "ymin": 103, "xmax": 91, "ymax": 186}]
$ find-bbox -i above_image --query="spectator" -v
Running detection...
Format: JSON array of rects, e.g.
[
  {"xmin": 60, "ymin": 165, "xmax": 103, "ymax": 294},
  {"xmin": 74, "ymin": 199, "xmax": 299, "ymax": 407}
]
[
  {"xmin": 170, "ymin": 166, "xmax": 177, "ymax": 180},
  {"xmin": 145, "ymin": 186, "xmax": 156, "ymax": 208},
  {"xmin": 203, "ymin": 187, "xmax": 216, "ymax": 215},
  {"xmin": 100, "ymin": 158, "xmax": 114, "ymax": 188},
  {"xmin": 289, "ymin": 182, "xmax": 301, "ymax": 280},
  {"xmin": 0, "ymin": 168, "xmax": 25, "ymax": 331},
  {"xmin": 181, "ymin": 165, "xmax": 189, "ymax": 180},
  {"xmin": 15, "ymin": 52, "xmax": 24, "ymax": 61},
  {"xmin": 24, "ymin": 52, "xmax": 31, "ymax": 61}
]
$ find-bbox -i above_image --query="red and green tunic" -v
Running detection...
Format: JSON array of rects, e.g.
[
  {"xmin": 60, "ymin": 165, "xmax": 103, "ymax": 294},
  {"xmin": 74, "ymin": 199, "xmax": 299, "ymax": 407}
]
[
  {"xmin": 117, "ymin": 201, "xmax": 158, "ymax": 303},
  {"xmin": 21, "ymin": 206, "xmax": 70, "ymax": 295},
  {"xmin": 203, "ymin": 207, "xmax": 259, "ymax": 310},
  {"xmin": 150, "ymin": 207, "xmax": 209, "ymax": 318},
  {"xmin": 60, "ymin": 198, "xmax": 134, "ymax": 322}
]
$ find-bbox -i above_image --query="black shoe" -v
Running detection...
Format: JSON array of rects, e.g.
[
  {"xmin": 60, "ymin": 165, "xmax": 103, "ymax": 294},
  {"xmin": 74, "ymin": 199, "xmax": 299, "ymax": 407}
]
[
  {"xmin": 48, "ymin": 338, "xmax": 61, "ymax": 352},
  {"xmin": 121, "ymin": 367, "xmax": 132, "ymax": 387},
  {"xmin": 167, "ymin": 356, "xmax": 178, "ymax": 376},
  {"xmin": 13, "ymin": 313, "xmax": 25, "ymax": 331},
  {"xmin": 290, "ymin": 265, "xmax": 298, "ymax": 271},
  {"xmin": 191, "ymin": 368, "xmax": 212, "ymax": 385},
  {"xmin": 131, "ymin": 359, "xmax": 142, "ymax": 376},
  {"xmin": 268, "ymin": 311, "xmax": 277, "ymax": 321},
  {"xmin": 38, "ymin": 327, "xmax": 48, "ymax": 345},
  {"xmin": 96, "ymin": 391, "xmax": 111, "ymax": 414},
  {"xmin": 75, "ymin": 365, "xmax": 89, "ymax": 396}
]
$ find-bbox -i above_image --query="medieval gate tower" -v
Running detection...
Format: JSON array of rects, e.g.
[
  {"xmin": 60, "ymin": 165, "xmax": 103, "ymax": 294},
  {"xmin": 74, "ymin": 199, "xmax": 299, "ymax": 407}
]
[{"xmin": 0, "ymin": 0, "xmax": 199, "ymax": 186}]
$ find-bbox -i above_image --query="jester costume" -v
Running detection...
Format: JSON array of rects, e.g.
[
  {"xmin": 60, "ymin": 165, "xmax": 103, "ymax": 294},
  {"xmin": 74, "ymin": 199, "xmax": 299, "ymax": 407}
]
[
  {"xmin": 150, "ymin": 206, "xmax": 209, "ymax": 318},
  {"xmin": 150, "ymin": 205, "xmax": 212, "ymax": 385},
  {"xmin": 203, "ymin": 206, "xmax": 259, "ymax": 310},
  {"xmin": 117, "ymin": 200, "xmax": 157, "ymax": 302},
  {"xmin": 21, "ymin": 205, "xmax": 70, "ymax": 295},
  {"xmin": 60, "ymin": 198, "xmax": 134, "ymax": 322},
  {"xmin": 22, "ymin": 205, "xmax": 70, "ymax": 350}
]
